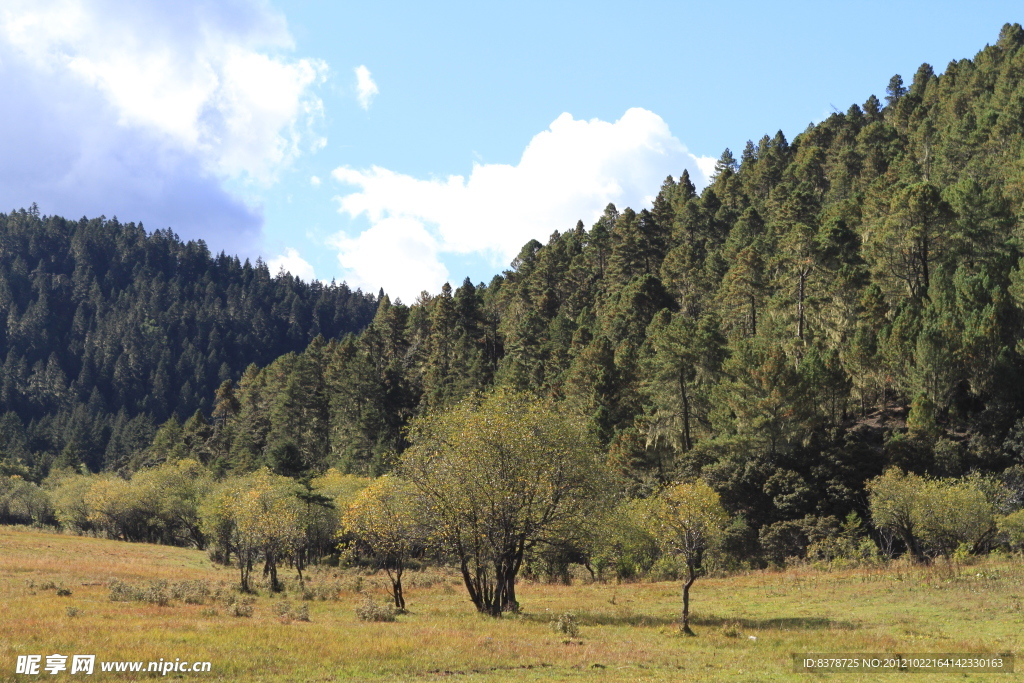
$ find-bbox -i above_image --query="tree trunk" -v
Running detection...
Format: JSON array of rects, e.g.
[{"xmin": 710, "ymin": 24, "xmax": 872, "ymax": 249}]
[
  {"xmin": 920, "ymin": 236, "xmax": 930, "ymax": 296},
  {"xmin": 455, "ymin": 539, "xmax": 485, "ymax": 613},
  {"xmin": 797, "ymin": 268, "xmax": 806, "ymax": 342},
  {"xmin": 239, "ymin": 551, "xmax": 254, "ymax": 592},
  {"xmin": 679, "ymin": 371, "xmax": 692, "ymax": 452},
  {"xmin": 681, "ymin": 566, "xmax": 696, "ymax": 636},
  {"xmin": 749, "ymin": 295, "xmax": 757, "ymax": 337},
  {"xmin": 263, "ymin": 551, "xmax": 281, "ymax": 591},
  {"xmin": 386, "ymin": 562, "xmax": 405, "ymax": 611},
  {"xmin": 899, "ymin": 527, "xmax": 926, "ymax": 563}
]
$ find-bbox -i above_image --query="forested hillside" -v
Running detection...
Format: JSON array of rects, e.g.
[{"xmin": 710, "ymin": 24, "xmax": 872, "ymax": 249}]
[
  {"xmin": 0, "ymin": 210, "xmax": 378, "ymax": 475},
  {"xmin": 7, "ymin": 24, "xmax": 1024, "ymax": 557},
  {"xmin": 156, "ymin": 23, "xmax": 1024, "ymax": 527}
]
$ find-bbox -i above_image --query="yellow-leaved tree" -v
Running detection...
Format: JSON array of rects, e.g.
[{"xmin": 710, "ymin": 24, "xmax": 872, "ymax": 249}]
[
  {"xmin": 201, "ymin": 469, "xmax": 303, "ymax": 592},
  {"xmin": 646, "ymin": 480, "xmax": 728, "ymax": 635},
  {"xmin": 401, "ymin": 389, "xmax": 612, "ymax": 617},
  {"xmin": 343, "ymin": 474, "xmax": 422, "ymax": 610}
]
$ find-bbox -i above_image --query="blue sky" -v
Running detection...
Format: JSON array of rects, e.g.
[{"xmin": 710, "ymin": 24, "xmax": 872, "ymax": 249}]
[{"xmin": 0, "ymin": 1, "xmax": 1019, "ymax": 301}]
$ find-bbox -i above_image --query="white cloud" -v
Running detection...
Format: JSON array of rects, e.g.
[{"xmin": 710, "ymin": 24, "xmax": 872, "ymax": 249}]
[
  {"xmin": 0, "ymin": 0, "xmax": 326, "ymax": 183},
  {"xmin": 329, "ymin": 108, "xmax": 708, "ymax": 301},
  {"xmin": 354, "ymin": 65, "xmax": 379, "ymax": 110},
  {"xmin": 695, "ymin": 155, "xmax": 718, "ymax": 182},
  {"xmin": 310, "ymin": 175, "xmax": 322, "ymax": 187},
  {"xmin": 268, "ymin": 247, "xmax": 316, "ymax": 281},
  {"xmin": 0, "ymin": 0, "xmax": 329, "ymax": 256},
  {"xmin": 327, "ymin": 216, "xmax": 448, "ymax": 300}
]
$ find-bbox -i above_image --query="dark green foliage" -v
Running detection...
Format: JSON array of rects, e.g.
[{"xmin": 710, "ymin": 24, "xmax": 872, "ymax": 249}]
[{"xmin": 0, "ymin": 212, "xmax": 378, "ymax": 475}]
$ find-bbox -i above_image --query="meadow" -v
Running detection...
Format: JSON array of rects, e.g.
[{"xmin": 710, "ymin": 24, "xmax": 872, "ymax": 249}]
[{"xmin": 1, "ymin": 526, "xmax": 1021, "ymax": 682}]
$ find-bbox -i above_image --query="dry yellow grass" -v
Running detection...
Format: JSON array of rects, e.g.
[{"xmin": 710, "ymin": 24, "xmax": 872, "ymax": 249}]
[{"xmin": 1, "ymin": 526, "xmax": 1021, "ymax": 681}]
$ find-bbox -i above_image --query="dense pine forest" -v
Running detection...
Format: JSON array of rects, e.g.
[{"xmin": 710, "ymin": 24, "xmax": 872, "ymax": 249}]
[
  {"xmin": 0, "ymin": 210, "xmax": 378, "ymax": 475},
  {"xmin": 7, "ymin": 24, "xmax": 1024, "ymax": 573}
]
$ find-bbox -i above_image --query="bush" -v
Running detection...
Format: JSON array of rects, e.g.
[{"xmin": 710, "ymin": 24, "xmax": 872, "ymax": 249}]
[
  {"xmin": 299, "ymin": 580, "xmax": 342, "ymax": 601},
  {"xmin": 549, "ymin": 612, "xmax": 580, "ymax": 639},
  {"xmin": 230, "ymin": 597, "xmax": 255, "ymax": 617},
  {"xmin": 998, "ymin": 509, "xmax": 1024, "ymax": 550},
  {"xmin": 108, "ymin": 579, "xmax": 170, "ymax": 605},
  {"xmin": 108, "ymin": 579, "xmax": 143, "ymax": 602},
  {"xmin": 275, "ymin": 599, "xmax": 311, "ymax": 622},
  {"xmin": 56, "ymin": 587, "xmax": 72, "ymax": 597},
  {"xmin": 650, "ymin": 555, "xmax": 681, "ymax": 582},
  {"xmin": 170, "ymin": 580, "xmax": 210, "ymax": 605},
  {"xmin": 141, "ymin": 581, "xmax": 170, "ymax": 606},
  {"xmin": 720, "ymin": 621, "xmax": 742, "ymax": 638},
  {"xmin": 759, "ymin": 520, "xmax": 810, "ymax": 566},
  {"xmin": 354, "ymin": 596, "xmax": 395, "ymax": 622}
]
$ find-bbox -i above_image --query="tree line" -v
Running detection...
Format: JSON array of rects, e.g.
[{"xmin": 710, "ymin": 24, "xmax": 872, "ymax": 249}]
[{"xmin": 3, "ymin": 391, "xmax": 1024, "ymax": 629}]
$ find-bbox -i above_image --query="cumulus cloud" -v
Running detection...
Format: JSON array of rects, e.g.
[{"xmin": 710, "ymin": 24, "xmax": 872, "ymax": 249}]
[
  {"xmin": 354, "ymin": 65, "xmax": 379, "ymax": 110},
  {"xmin": 268, "ymin": 247, "xmax": 316, "ymax": 281},
  {"xmin": 0, "ymin": 0, "xmax": 326, "ymax": 254},
  {"xmin": 330, "ymin": 108, "xmax": 708, "ymax": 301},
  {"xmin": 695, "ymin": 155, "xmax": 718, "ymax": 182},
  {"xmin": 328, "ymin": 217, "xmax": 448, "ymax": 301}
]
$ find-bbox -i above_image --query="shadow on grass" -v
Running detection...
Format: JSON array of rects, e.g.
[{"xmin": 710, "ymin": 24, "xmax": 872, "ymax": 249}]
[
  {"xmin": 522, "ymin": 611, "xmax": 678, "ymax": 627},
  {"xmin": 522, "ymin": 611, "xmax": 856, "ymax": 631},
  {"xmin": 693, "ymin": 615, "xmax": 857, "ymax": 631}
]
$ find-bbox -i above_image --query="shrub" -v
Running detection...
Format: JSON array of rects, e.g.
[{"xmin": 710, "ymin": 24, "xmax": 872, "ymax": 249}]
[
  {"xmin": 230, "ymin": 597, "xmax": 255, "ymax": 617},
  {"xmin": 230, "ymin": 603, "xmax": 254, "ymax": 617},
  {"xmin": 998, "ymin": 509, "xmax": 1024, "ymax": 550},
  {"xmin": 56, "ymin": 587, "xmax": 72, "ymax": 597},
  {"xmin": 65, "ymin": 606, "xmax": 79, "ymax": 617},
  {"xmin": 275, "ymin": 599, "xmax": 311, "ymax": 622},
  {"xmin": 141, "ymin": 581, "xmax": 170, "ymax": 606},
  {"xmin": 108, "ymin": 579, "xmax": 143, "ymax": 602},
  {"xmin": 108, "ymin": 579, "xmax": 170, "ymax": 605},
  {"xmin": 354, "ymin": 596, "xmax": 395, "ymax": 622},
  {"xmin": 170, "ymin": 580, "xmax": 210, "ymax": 605},
  {"xmin": 293, "ymin": 578, "xmax": 342, "ymax": 601},
  {"xmin": 549, "ymin": 612, "xmax": 580, "ymax": 639},
  {"xmin": 720, "ymin": 621, "xmax": 742, "ymax": 638}
]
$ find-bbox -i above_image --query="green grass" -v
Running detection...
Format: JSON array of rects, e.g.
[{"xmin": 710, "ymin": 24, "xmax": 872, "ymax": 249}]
[{"xmin": 1, "ymin": 526, "xmax": 1021, "ymax": 681}]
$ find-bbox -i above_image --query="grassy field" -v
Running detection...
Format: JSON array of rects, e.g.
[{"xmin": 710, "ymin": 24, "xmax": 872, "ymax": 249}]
[{"xmin": 1, "ymin": 526, "xmax": 1021, "ymax": 682}]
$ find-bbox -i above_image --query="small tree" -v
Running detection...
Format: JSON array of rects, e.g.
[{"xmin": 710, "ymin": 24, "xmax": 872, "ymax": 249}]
[
  {"xmin": 401, "ymin": 389, "xmax": 611, "ymax": 617},
  {"xmin": 343, "ymin": 475, "xmax": 422, "ymax": 610},
  {"xmin": 868, "ymin": 469, "xmax": 996, "ymax": 560},
  {"xmin": 913, "ymin": 478, "xmax": 995, "ymax": 557},
  {"xmin": 200, "ymin": 469, "xmax": 303, "ymax": 592},
  {"xmin": 647, "ymin": 480, "xmax": 728, "ymax": 635},
  {"xmin": 46, "ymin": 471, "xmax": 95, "ymax": 534},
  {"xmin": 997, "ymin": 510, "xmax": 1024, "ymax": 551},
  {"xmin": 304, "ymin": 469, "xmax": 371, "ymax": 568},
  {"xmin": 131, "ymin": 458, "xmax": 212, "ymax": 547},
  {"xmin": 866, "ymin": 468, "xmax": 926, "ymax": 561}
]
